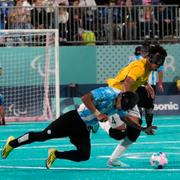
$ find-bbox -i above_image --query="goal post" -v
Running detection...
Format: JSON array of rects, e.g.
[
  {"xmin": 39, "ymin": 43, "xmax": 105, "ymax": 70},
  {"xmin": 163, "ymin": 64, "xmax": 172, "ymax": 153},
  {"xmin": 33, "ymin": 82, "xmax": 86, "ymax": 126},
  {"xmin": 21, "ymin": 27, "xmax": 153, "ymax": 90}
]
[{"xmin": 0, "ymin": 29, "xmax": 60, "ymax": 122}]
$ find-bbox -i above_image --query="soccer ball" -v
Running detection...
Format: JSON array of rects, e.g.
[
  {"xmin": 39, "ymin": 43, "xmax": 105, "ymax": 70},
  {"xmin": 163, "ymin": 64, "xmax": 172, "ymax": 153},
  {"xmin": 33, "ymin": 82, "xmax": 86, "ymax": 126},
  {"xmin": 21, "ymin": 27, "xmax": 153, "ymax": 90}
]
[{"xmin": 150, "ymin": 152, "xmax": 168, "ymax": 169}]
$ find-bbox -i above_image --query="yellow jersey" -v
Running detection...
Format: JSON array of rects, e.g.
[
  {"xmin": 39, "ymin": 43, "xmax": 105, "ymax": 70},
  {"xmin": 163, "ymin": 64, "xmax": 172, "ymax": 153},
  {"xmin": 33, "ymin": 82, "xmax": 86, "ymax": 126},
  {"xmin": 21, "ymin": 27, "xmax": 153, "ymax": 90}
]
[{"xmin": 107, "ymin": 58, "xmax": 151, "ymax": 91}]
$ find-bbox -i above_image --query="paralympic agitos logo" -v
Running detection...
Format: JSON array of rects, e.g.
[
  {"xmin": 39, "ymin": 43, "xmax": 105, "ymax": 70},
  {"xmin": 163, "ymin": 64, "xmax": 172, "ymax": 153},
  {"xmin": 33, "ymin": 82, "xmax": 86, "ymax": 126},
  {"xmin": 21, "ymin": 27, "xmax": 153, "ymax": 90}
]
[{"xmin": 154, "ymin": 102, "xmax": 179, "ymax": 111}]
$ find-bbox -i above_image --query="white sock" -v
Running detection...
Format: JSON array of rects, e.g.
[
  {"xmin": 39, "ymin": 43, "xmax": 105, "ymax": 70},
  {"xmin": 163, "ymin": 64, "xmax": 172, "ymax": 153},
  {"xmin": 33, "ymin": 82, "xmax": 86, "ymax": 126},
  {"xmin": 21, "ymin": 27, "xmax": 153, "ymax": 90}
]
[{"xmin": 109, "ymin": 137, "xmax": 133, "ymax": 162}]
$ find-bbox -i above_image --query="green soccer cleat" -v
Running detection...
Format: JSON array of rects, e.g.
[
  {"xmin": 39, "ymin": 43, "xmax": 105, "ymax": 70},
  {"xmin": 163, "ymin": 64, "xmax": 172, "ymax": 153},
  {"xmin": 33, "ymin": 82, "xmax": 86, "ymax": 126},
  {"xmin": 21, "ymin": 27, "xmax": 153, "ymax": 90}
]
[
  {"xmin": 2, "ymin": 136, "xmax": 15, "ymax": 159},
  {"xmin": 46, "ymin": 148, "xmax": 57, "ymax": 169}
]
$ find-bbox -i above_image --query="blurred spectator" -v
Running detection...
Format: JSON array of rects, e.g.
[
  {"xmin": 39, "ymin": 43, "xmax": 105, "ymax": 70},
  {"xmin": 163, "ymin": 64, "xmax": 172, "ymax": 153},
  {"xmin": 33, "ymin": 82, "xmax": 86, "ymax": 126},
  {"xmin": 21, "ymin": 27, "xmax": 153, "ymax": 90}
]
[
  {"xmin": 67, "ymin": 0, "xmax": 82, "ymax": 42},
  {"xmin": 22, "ymin": 0, "xmax": 33, "ymax": 8},
  {"xmin": 134, "ymin": 0, "xmax": 160, "ymax": 5},
  {"xmin": 109, "ymin": 0, "xmax": 116, "ymax": 5},
  {"xmin": 113, "ymin": 0, "xmax": 124, "ymax": 23},
  {"xmin": 79, "ymin": 0, "xmax": 97, "ymax": 44},
  {"xmin": 79, "ymin": 0, "xmax": 96, "ymax": 6},
  {"xmin": 122, "ymin": 0, "xmax": 138, "ymax": 40},
  {"xmin": 31, "ymin": 0, "xmax": 47, "ymax": 29},
  {"xmin": 95, "ymin": 0, "xmax": 110, "ymax": 40},
  {"xmin": 0, "ymin": 0, "xmax": 14, "ymax": 29},
  {"xmin": 42, "ymin": 0, "xmax": 56, "ymax": 28},
  {"xmin": 143, "ymin": 0, "xmax": 152, "ymax": 4},
  {"xmin": 58, "ymin": 3, "xmax": 69, "ymax": 42},
  {"xmin": 80, "ymin": 0, "xmax": 97, "ymax": 31},
  {"xmin": 154, "ymin": 2, "xmax": 175, "ymax": 38},
  {"xmin": 139, "ymin": 0, "xmax": 158, "ymax": 38},
  {"xmin": 116, "ymin": 0, "xmax": 125, "ymax": 5},
  {"xmin": 9, "ymin": 0, "xmax": 31, "ymax": 29},
  {"xmin": 55, "ymin": 0, "xmax": 69, "ymax": 6}
]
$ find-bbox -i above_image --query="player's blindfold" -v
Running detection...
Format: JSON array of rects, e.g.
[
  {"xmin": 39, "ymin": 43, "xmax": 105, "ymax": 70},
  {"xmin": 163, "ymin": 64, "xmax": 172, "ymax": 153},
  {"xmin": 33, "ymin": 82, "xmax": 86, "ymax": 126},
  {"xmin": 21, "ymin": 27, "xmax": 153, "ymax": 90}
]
[{"xmin": 149, "ymin": 53, "xmax": 165, "ymax": 66}]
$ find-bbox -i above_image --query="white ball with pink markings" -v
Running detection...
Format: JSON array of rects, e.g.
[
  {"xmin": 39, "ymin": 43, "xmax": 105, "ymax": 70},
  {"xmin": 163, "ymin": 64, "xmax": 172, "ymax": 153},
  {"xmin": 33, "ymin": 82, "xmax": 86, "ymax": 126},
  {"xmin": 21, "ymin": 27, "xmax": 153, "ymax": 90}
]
[{"xmin": 150, "ymin": 152, "xmax": 168, "ymax": 169}]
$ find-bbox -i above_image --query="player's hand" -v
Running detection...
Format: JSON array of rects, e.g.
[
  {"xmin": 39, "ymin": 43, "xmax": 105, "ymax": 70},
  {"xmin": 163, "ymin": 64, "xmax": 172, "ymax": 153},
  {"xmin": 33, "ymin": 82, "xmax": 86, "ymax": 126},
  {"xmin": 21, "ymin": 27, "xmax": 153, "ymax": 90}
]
[
  {"xmin": 158, "ymin": 82, "xmax": 164, "ymax": 92},
  {"xmin": 145, "ymin": 85, "xmax": 155, "ymax": 99},
  {"xmin": 97, "ymin": 114, "xmax": 108, "ymax": 122},
  {"xmin": 143, "ymin": 125, "xmax": 157, "ymax": 135}
]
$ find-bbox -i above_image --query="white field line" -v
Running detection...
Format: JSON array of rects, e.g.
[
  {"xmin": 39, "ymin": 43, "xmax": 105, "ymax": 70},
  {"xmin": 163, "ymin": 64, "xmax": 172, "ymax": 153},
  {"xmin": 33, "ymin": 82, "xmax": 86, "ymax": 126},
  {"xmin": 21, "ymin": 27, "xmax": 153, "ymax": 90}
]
[
  {"xmin": 98, "ymin": 152, "xmax": 180, "ymax": 159},
  {"xmin": 0, "ymin": 124, "xmax": 180, "ymax": 134},
  {"xmin": 0, "ymin": 141, "xmax": 180, "ymax": 150},
  {"xmin": 0, "ymin": 165, "xmax": 180, "ymax": 171}
]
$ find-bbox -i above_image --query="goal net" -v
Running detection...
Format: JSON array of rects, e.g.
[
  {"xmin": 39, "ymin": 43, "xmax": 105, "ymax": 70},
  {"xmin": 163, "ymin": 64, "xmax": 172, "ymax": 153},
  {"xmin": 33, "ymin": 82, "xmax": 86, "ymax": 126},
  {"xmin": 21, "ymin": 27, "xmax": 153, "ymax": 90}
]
[{"xmin": 0, "ymin": 29, "xmax": 60, "ymax": 122}]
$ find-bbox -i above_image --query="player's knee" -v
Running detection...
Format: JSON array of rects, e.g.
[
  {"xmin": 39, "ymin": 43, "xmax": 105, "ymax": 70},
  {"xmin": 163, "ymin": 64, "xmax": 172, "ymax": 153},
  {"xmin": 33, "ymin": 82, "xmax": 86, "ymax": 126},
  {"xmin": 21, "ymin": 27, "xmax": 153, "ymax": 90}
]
[
  {"xmin": 127, "ymin": 130, "xmax": 141, "ymax": 142},
  {"xmin": 109, "ymin": 127, "xmax": 127, "ymax": 140},
  {"xmin": 81, "ymin": 153, "xmax": 90, "ymax": 161},
  {"xmin": 77, "ymin": 151, "xmax": 90, "ymax": 161},
  {"xmin": 125, "ymin": 119, "xmax": 142, "ymax": 142}
]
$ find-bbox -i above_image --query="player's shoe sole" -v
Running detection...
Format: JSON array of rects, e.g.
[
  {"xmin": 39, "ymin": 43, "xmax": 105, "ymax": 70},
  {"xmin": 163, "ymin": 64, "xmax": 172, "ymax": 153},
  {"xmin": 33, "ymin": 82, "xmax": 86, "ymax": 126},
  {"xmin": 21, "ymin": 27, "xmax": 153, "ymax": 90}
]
[
  {"xmin": 107, "ymin": 159, "xmax": 129, "ymax": 167},
  {"xmin": 46, "ymin": 148, "xmax": 57, "ymax": 169},
  {"xmin": 2, "ymin": 136, "xmax": 15, "ymax": 159}
]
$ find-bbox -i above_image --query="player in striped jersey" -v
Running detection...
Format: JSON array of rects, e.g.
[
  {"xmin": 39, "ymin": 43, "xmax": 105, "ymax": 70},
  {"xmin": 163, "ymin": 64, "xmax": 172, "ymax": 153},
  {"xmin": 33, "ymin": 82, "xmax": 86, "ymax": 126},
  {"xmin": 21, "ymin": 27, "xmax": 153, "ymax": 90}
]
[
  {"xmin": 3, "ymin": 87, "xmax": 154, "ymax": 169},
  {"xmin": 99, "ymin": 110, "xmax": 141, "ymax": 167}
]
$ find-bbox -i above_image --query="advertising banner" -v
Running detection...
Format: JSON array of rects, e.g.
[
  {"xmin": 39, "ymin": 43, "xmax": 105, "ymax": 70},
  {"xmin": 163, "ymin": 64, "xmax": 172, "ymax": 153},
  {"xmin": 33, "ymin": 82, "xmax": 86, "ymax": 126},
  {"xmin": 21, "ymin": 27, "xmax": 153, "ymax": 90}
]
[
  {"xmin": 154, "ymin": 95, "xmax": 180, "ymax": 115},
  {"xmin": 60, "ymin": 95, "xmax": 180, "ymax": 116}
]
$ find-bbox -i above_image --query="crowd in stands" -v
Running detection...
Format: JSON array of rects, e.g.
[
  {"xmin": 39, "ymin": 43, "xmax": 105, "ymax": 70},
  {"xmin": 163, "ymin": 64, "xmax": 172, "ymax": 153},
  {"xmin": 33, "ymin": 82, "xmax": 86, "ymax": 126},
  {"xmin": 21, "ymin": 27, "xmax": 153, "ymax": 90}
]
[{"xmin": 0, "ymin": 0, "xmax": 180, "ymax": 45}]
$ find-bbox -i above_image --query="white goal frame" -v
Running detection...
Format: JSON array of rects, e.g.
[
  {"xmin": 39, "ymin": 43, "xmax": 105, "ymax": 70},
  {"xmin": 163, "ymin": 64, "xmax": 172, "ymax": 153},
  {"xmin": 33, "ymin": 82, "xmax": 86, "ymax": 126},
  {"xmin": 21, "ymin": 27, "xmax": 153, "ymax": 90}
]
[{"xmin": 0, "ymin": 29, "xmax": 60, "ymax": 122}]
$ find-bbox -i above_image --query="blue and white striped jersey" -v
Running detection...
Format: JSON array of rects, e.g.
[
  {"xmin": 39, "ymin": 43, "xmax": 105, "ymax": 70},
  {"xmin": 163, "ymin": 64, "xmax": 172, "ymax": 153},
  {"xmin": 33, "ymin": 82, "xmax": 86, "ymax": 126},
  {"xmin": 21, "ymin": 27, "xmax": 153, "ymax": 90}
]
[
  {"xmin": 77, "ymin": 87, "xmax": 126, "ymax": 126},
  {"xmin": 148, "ymin": 65, "xmax": 163, "ymax": 85}
]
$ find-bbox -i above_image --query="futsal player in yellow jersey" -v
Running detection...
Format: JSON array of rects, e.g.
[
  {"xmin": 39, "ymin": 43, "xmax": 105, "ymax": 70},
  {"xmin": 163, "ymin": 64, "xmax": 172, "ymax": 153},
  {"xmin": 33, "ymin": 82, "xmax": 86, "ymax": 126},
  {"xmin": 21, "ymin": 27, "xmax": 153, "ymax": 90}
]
[
  {"xmin": 107, "ymin": 58, "xmax": 151, "ymax": 92},
  {"xmin": 107, "ymin": 45, "xmax": 167, "ymax": 96},
  {"xmin": 104, "ymin": 44, "xmax": 167, "ymax": 167}
]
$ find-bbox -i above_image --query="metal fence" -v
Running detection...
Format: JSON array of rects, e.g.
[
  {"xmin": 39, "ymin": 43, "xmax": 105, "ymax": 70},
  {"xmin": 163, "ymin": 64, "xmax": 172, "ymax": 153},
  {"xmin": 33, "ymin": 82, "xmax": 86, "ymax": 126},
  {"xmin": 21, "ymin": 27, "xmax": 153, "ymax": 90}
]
[{"xmin": 0, "ymin": 3, "xmax": 180, "ymax": 45}]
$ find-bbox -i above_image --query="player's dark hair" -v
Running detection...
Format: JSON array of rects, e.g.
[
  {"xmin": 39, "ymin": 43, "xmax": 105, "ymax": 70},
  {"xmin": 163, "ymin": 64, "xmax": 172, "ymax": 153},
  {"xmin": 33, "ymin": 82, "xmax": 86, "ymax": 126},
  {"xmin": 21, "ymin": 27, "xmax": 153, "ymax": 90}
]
[
  {"xmin": 121, "ymin": 91, "xmax": 139, "ymax": 111},
  {"xmin": 141, "ymin": 40, "xmax": 160, "ymax": 56},
  {"xmin": 148, "ymin": 45, "xmax": 167, "ymax": 66},
  {"xmin": 134, "ymin": 46, "xmax": 141, "ymax": 56}
]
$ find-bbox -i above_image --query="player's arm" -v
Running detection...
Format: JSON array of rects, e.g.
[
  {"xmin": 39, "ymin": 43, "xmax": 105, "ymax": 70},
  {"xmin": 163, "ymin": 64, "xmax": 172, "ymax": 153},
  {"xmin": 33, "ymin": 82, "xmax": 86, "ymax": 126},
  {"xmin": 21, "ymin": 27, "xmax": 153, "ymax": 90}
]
[
  {"xmin": 157, "ymin": 66, "xmax": 164, "ymax": 92},
  {"xmin": 123, "ymin": 76, "xmax": 135, "ymax": 91},
  {"xmin": 144, "ymin": 81, "xmax": 155, "ymax": 99},
  {"xmin": 121, "ymin": 114, "xmax": 157, "ymax": 135},
  {"xmin": 81, "ymin": 92, "xmax": 108, "ymax": 122}
]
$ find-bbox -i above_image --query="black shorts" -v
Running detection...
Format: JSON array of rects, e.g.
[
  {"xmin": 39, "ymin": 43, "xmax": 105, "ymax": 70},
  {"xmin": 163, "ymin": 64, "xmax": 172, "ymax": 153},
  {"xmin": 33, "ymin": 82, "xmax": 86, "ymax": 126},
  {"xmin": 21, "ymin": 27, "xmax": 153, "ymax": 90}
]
[
  {"xmin": 126, "ymin": 118, "xmax": 143, "ymax": 142},
  {"xmin": 109, "ymin": 119, "xmax": 143, "ymax": 142},
  {"xmin": 136, "ymin": 85, "xmax": 156, "ymax": 109}
]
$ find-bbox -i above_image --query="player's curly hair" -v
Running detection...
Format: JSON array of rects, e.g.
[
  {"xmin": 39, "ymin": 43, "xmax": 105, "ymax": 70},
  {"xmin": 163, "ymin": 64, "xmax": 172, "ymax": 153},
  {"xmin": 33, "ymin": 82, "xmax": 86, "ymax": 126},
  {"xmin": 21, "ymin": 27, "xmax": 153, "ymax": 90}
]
[
  {"xmin": 149, "ymin": 45, "xmax": 167, "ymax": 58},
  {"xmin": 141, "ymin": 40, "xmax": 167, "ymax": 58}
]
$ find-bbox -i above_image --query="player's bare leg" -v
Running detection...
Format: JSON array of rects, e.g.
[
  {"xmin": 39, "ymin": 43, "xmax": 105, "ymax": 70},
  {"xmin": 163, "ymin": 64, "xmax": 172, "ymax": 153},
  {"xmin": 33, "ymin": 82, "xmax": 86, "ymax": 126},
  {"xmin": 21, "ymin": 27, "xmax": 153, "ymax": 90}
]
[{"xmin": 0, "ymin": 106, "xmax": 5, "ymax": 125}]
